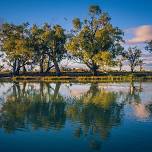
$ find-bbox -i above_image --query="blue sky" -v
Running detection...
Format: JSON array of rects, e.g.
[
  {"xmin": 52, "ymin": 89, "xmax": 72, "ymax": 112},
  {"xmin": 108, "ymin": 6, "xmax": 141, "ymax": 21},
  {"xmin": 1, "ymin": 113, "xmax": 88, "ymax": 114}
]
[
  {"xmin": 0, "ymin": 0, "xmax": 152, "ymax": 29},
  {"xmin": 0, "ymin": 0, "xmax": 152, "ymax": 69},
  {"xmin": 1, "ymin": 0, "xmax": 152, "ymax": 45}
]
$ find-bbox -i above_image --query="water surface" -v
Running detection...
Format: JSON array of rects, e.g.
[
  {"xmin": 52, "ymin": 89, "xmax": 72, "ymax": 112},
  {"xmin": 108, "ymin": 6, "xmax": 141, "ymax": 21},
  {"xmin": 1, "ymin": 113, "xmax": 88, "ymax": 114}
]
[{"xmin": 0, "ymin": 82, "xmax": 152, "ymax": 152}]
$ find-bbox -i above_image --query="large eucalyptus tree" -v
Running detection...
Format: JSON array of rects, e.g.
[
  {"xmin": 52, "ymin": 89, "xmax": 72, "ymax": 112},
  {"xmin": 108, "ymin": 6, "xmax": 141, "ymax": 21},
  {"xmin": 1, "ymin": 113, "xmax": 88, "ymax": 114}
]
[{"xmin": 66, "ymin": 5, "xmax": 123, "ymax": 75}]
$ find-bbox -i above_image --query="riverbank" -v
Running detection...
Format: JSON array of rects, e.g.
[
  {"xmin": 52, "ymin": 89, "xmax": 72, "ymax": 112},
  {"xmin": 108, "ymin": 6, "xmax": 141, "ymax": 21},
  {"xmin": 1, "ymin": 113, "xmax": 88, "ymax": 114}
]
[
  {"xmin": 1, "ymin": 72, "xmax": 152, "ymax": 82},
  {"xmin": 10, "ymin": 75, "xmax": 152, "ymax": 82}
]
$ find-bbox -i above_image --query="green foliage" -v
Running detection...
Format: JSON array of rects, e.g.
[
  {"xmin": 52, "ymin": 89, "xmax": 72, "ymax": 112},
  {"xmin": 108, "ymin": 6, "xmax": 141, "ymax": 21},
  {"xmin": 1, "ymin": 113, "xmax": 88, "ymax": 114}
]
[
  {"xmin": 93, "ymin": 51, "xmax": 115, "ymax": 70},
  {"xmin": 0, "ymin": 23, "xmax": 33, "ymax": 74},
  {"xmin": 0, "ymin": 22, "xmax": 66, "ymax": 75},
  {"xmin": 89, "ymin": 5, "xmax": 101, "ymax": 15},
  {"xmin": 30, "ymin": 24, "xmax": 66, "ymax": 74},
  {"xmin": 72, "ymin": 18, "xmax": 82, "ymax": 30},
  {"xmin": 66, "ymin": 5, "xmax": 124, "ymax": 75},
  {"xmin": 0, "ymin": 5, "xmax": 147, "ymax": 75}
]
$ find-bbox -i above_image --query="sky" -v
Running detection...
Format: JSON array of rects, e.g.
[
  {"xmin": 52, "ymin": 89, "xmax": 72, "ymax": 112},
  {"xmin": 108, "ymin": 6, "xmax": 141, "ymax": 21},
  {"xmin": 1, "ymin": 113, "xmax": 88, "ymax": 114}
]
[
  {"xmin": 0, "ymin": 0, "xmax": 152, "ymax": 29},
  {"xmin": 0, "ymin": 0, "xmax": 152, "ymax": 69}
]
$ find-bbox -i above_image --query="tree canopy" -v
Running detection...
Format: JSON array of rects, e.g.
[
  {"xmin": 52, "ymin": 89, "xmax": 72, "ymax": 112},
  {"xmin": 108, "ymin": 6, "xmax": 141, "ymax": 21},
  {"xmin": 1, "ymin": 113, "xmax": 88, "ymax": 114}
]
[
  {"xmin": 66, "ymin": 5, "xmax": 124, "ymax": 75},
  {"xmin": 30, "ymin": 24, "xmax": 66, "ymax": 75},
  {"xmin": 0, "ymin": 23, "xmax": 33, "ymax": 74},
  {"xmin": 123, "ymin": 47, "xmax": 142, "ymax": 72},
  {"xmin": 0, "ymin": 23, "xmax": 66, "ymax": 75},
  {"xmin": 0, "ymin": 5, "xmax": 150, "ymax": 75}
]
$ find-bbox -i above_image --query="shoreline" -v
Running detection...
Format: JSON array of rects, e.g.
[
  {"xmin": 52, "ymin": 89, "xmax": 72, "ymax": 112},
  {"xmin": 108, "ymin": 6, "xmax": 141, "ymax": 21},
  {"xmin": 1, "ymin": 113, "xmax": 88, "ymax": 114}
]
[
  {"xmin": 0, "ymin": 75, "xmax": 152, "ymax": 83},
  {"xmin": 1, "ymin": 72, "xmax": 152, "ymax": 82}
]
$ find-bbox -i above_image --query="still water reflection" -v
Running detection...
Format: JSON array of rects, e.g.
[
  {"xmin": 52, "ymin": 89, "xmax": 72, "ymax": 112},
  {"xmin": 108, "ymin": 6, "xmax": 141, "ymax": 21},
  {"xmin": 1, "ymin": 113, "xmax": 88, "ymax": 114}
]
[{"xmin": 0, "ymin": 82, "xmax": 152, "ymax": 152}]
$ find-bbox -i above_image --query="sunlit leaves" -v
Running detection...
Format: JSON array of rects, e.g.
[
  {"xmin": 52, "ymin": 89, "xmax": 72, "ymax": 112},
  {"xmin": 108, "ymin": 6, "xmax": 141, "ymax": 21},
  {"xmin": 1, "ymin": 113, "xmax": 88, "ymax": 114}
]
[
  {"xmin": 89, "ymin": 5, "xmax": 102, "ymax": 16},
  {"xmin": 66, "ymin": 5, "xmax": 123, "ymax": 74},
  {"xmin": 93, "ymin": 51, "xmax": 114, "ymax": 68},
  {"xmin": 73, "ymin": 18, "xmax": 82, "ymax": 30},
  {"xmin": 0, "ymin": 23, "xmax": 33, "ymax": 68}
]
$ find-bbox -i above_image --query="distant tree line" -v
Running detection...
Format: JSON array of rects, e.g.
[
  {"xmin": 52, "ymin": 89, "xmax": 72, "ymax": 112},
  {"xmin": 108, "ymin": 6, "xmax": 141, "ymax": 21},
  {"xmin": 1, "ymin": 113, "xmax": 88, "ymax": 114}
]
[{"xmin": 0, "ymin": 5, "xmax": 151, "ymax": 76}]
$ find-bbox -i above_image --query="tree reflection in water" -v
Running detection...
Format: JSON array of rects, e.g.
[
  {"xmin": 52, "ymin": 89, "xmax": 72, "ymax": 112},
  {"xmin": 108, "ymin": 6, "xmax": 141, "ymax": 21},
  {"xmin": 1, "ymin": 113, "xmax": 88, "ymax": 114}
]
[
  {"xmin": 0, "ymin": 82, "xmax": 152, "ymax": 151},
  {"xmin": 0, "ymin": 82, "xmax": 66, "ymax": 133},
  {"xmin": 67, "ymin": 83, "xmax": 124, "ymax": 139},
  {"xmin": 66, "ymin": 83, "xmax": 124, "ymax": 150}
]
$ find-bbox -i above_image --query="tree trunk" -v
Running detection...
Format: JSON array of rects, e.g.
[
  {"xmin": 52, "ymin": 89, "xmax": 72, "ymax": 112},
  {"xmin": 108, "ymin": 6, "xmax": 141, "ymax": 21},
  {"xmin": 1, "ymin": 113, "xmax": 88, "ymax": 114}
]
[
  {"xmin": 13, "ymin": 60, "xmax": 17, "ymax": 75},
  {"xmin": 131, "ymin": 66, "xmax": 134, "ymax": 73},
  {"xmin": 45, "ymin": 65, "xmax": 54, "ymax": 73},
  {"xmin": 16, "ymin": 67, "xmax": 20, "ymax": 75},
  {"xmin": 45, "ymin": 56, "xmax": 51, "ymax": 73},
  {"xmin": 140, "ymin": 65, "xmax": 142, "ymax": 72},
  {"xmin": 91, "ymin": 64, "xmax": 98, "ymax": 76},
  {"xmin": 53, "ymin": 58, "xmax": 61, "ymax": 76},
  {"xmin": 23, "ymin": 65, "xmax": 27, "ymax": 74},
  {"xmin": 40, "ymin": 59, "xmax": 44, "ymax": 73},
  {"xmin": 15, "ymin": 60, "xmax": 21, "ymax": 76}
]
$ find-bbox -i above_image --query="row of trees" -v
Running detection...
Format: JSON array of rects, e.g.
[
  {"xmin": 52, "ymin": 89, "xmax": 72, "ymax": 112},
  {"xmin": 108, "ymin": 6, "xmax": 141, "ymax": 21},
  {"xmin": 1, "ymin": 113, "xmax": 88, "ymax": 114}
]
[
  {"xmin": 0, "ymin": 5, "xmax": 152, "ymax": 75},
  {"xmin": 0, "ymin": 23, "xmax": 66, "ymax": 75}
]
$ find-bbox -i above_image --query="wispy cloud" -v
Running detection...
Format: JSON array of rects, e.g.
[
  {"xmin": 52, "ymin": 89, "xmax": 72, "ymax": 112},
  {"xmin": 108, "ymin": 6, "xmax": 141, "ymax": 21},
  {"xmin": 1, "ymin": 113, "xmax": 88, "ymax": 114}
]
[{"xmin": 125, "ymin": 25, "xmax": 152, "ymax": 45}]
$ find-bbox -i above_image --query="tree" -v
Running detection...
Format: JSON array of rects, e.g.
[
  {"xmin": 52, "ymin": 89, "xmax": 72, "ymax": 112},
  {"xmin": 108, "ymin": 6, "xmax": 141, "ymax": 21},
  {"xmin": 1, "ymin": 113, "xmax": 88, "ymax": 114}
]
[
  {"xmin": 0, "ymin": 54, "xmax": 4, "ymax": 71},
  {"xmin": 123, "ymin": 47, "xmax": 142, "ymax": 73},
  {"xmin": 30, "ymin": 24, "xmax": 66, "ymax": 75},
  {"xmin": 30, "ymin": 24, "xmax": 49, "ymax": 73},
  {"xmin": 66, "ymin": 5, "xmax": 123, "ymax": 75},
  {"xmin": 0, "ymin": 23, "xmax": 33, "ymax": 75},
  {"xmin": 45, "ymin": 24, "xmax": 66, "ymax": 75},
  {"xmin": 145, "ymin": 40, "xmax": 152, "ymax": 53},
  {"xmin": 0, "ymin": 64, "xmax": 4, "ymax": 71}
]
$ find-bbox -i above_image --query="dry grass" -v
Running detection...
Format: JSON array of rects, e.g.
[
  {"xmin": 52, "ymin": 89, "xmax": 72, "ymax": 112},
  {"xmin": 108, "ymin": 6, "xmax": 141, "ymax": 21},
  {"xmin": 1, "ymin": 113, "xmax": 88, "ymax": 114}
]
[{"xmin": 11, "ymin": 75, "xmax": 152, "ymax": 83}]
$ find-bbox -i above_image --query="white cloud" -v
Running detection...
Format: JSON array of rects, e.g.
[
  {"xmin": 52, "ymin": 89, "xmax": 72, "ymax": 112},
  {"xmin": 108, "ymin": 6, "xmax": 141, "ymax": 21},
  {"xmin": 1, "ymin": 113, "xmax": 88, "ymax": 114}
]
[{"xmin": 126, "ymin": 25, "xmax": 152, "ymax": 45}]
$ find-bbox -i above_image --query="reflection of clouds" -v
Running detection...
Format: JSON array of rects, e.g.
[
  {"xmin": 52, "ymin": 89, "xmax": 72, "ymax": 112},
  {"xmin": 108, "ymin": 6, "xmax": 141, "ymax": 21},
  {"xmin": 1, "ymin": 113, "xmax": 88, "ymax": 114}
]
[
  {"xmin": 69, "ymin": 88, "xmax": 88, "ymax": 97},
  {"xmin": 0, "ymin": 83, "xmax": 13, "ymax": 110},
  {"xmin": 133, "ymin": 103, "xmax": 150, "ymax": 119},
  {"xmin": 98, "ymin": 83, "xmax": 130, "ymax": 93},
  {"xmin": 60, "ymin": 84, "xmax": 90, "ymax": 97}
]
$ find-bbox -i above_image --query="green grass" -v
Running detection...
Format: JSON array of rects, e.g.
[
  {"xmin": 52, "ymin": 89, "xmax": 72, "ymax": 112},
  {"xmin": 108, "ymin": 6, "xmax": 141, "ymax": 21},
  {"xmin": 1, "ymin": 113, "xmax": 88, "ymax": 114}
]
[
  {"xmin": 1, "ymin": 71, "xmax": 152, "ymax": 82},
  {"xmin": 10, "ymin": 75, "xmax": 152, "ymax": 83}
]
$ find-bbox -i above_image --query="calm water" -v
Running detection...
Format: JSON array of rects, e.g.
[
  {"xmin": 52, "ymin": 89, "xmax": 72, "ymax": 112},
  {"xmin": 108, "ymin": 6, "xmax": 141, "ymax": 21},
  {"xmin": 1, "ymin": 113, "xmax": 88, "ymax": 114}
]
[{"xmin": 0, "ymin": 82, "xmax": 152, "ymax": 152}]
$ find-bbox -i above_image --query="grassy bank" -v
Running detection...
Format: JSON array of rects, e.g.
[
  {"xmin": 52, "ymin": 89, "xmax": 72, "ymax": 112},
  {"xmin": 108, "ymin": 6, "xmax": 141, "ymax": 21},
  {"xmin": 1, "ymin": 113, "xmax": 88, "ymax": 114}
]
[
  {"xmin": 1, "ymin": 72, "xmax": 152, "ymax": 82},
  {"xmin": 10, "ymin": 75, "xmax": 152, "ymax": 83}
]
